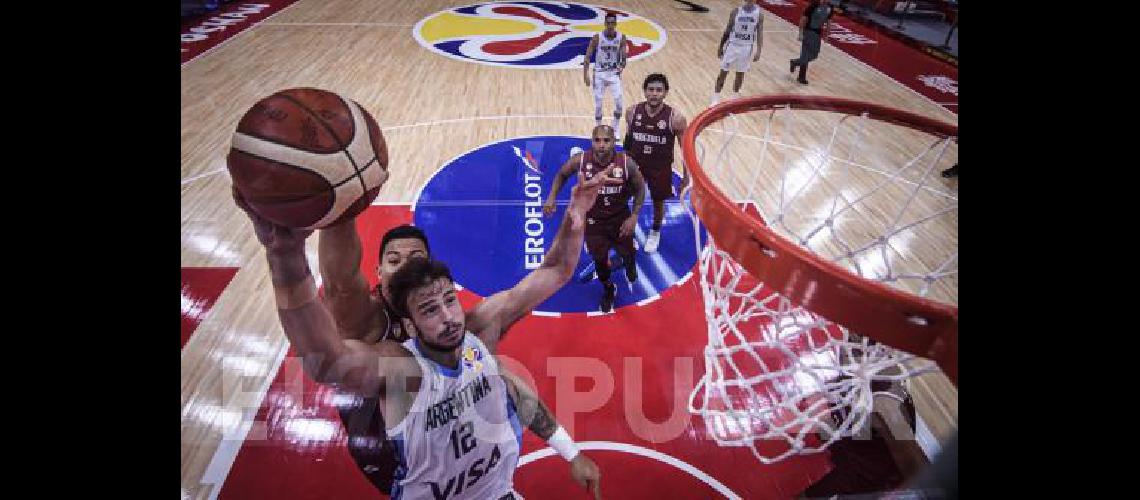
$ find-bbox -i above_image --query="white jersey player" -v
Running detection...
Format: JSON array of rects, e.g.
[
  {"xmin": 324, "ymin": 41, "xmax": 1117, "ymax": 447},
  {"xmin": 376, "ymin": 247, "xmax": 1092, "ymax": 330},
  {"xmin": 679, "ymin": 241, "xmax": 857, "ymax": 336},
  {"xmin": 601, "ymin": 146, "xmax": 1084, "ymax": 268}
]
[
  {"xmin": 235, "ymin": 158, "xmax": 626, "ymax": 499},
  {"xmin": 386, "ymin": 333, "xmax": 518, "ymax": 499},
  {"xmin": 712, "ymin": 0, "xmax": 765, "ymax": 104},
  {"xmin": 583, "ymin": 12, "xmax": 629, "ymax": 136}
]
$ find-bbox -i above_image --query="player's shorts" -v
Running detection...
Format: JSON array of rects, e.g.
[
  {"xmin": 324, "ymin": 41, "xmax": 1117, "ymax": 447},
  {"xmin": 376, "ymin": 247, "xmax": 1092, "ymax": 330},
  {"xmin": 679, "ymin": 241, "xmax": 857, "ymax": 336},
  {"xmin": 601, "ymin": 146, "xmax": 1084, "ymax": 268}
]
[
  {"xmin": 585, "ymin": 211, "xmax": 635, "ymax": 263},
  {"xmin": 720, "ymin": 42, "xmax": 754, "ymax": 72},
  {"xmin": 593, "ymin": 70, "xmax": 623, "ymax": 103},
  {"xmin": 633, "ymin": 159, "xmax": 676, "ymax": 202}
]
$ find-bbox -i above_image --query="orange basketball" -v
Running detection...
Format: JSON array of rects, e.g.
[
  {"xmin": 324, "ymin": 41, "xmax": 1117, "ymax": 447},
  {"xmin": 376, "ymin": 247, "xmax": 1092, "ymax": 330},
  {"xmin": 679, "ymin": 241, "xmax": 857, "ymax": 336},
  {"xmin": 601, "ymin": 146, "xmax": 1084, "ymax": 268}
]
[{"xmin": 227, "ymin": 88, "xmax": 388, "ymax": 229}]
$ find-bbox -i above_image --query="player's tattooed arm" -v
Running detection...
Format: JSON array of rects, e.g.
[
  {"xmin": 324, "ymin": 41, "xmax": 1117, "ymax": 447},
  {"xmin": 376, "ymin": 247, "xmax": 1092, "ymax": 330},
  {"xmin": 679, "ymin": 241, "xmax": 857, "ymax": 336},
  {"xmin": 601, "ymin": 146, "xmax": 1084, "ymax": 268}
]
[{"xmin": 501, "ymin": 368, "xmax": 559, "ymax": 439}]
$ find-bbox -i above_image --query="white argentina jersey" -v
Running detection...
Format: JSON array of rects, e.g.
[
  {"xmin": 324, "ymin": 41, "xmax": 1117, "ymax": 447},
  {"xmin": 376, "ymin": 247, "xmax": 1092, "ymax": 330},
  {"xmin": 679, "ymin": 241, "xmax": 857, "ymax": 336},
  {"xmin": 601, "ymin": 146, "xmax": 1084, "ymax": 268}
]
[
  {"xmin": 595, "ymin": 31, "xmax": 624, "ymax": 72},
  {"xmin": 386, "ymin": 333, "xmax": 523, "ymax": 500},
  {"xmin": 730, "ymin": 6, "xmax": 763, "ymax": 45}
]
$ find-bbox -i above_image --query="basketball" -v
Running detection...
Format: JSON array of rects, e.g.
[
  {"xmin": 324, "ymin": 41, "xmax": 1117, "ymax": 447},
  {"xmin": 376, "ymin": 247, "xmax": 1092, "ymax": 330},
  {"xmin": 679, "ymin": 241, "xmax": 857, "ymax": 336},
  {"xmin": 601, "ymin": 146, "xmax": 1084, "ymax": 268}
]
[{"xmin": 227, "ymin": 87, "xmax": 389, "ymax": 229}]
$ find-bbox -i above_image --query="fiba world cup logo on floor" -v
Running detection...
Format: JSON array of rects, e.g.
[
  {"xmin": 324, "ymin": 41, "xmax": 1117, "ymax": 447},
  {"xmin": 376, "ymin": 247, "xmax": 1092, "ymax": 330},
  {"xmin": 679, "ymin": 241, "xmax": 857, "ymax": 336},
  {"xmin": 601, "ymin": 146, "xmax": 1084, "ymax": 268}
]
[{"xmin": 413, "ymin": 2, "xmax": 667, "ymax": 69}]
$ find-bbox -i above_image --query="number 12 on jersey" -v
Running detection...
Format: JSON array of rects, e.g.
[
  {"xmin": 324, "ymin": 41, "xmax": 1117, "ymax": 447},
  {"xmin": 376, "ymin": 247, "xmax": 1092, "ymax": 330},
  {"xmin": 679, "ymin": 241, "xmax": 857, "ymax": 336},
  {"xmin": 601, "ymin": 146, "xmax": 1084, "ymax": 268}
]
[{"xmin": 450, "ymin": 421, "xmax": 476, "ymax": 459}]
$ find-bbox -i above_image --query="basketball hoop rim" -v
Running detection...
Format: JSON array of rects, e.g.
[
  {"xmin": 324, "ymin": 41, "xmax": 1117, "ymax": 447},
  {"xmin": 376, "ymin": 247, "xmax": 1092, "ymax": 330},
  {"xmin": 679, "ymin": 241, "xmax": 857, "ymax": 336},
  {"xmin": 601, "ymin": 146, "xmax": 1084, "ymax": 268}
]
[{"xmin": 681, "ymin": 95, "xmax": 958, "ymax": 383}]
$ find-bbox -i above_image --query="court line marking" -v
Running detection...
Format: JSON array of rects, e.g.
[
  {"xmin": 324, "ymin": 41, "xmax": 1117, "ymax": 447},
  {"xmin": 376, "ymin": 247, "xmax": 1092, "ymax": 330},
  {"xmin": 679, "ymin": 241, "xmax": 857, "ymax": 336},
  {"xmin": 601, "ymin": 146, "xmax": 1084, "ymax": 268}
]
[
  {"xmin": 199, "ymin": 340, "xmax": 291, "ymax": 500},
  {"xmin": 185, "ymin": 114, "xmax": 956, "ymax": 202},
  {"xmin": 760, "ymin": 9, "xmax": 958, "ymax": 118},
  {"xmin": 186, "ymin": 124, "xmax": 955, "ymax": 201},
  {"xmin": 182, "ymin": 1, "xmax": 305, "ymax": 67},
  {"xmin": 518, "ymin": 440, "xmax": 742, "ymax": 499}
]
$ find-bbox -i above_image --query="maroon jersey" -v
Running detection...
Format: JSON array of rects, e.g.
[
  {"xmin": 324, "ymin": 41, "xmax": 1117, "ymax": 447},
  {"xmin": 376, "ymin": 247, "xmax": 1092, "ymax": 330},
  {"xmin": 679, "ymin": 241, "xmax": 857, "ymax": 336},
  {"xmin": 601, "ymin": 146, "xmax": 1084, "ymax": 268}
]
[
  {"xmin": 627, "ymin": 102, "xmax": 676, "ymax": 170},
  {"xmin": 579, "ymin": 149, "xmax": 632, "ymax": 222}
]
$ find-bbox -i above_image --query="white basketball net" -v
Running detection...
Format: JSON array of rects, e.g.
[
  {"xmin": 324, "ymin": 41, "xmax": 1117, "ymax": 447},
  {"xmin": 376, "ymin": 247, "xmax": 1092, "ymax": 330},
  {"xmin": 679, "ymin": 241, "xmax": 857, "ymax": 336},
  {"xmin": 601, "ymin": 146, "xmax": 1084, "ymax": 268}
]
[{"xmin": 684, "ymin": 101, "xmax": 958, "ymax": 464}]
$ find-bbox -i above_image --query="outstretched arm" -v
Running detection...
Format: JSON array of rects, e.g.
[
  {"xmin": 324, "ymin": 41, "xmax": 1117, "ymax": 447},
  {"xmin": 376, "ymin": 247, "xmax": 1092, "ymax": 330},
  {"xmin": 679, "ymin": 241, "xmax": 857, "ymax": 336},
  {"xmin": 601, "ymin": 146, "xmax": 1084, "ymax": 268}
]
[
  {"xmin": 543, "ymin": 153, "xmax": 582, "ymax": 218},
  {"xmin": 318, "ymin": 219, "xmax": 383, "ymax": 340},
  {"xmin": 470, "ymin": 165, "xmax": 622, "ymax": 348},
  {"xmin": 501, "ymin": 368, "xmax": 602, "ymax": 498},
  {"xmin": 235, "ymin": 189, "xmax": 412, "ymax": 396}
]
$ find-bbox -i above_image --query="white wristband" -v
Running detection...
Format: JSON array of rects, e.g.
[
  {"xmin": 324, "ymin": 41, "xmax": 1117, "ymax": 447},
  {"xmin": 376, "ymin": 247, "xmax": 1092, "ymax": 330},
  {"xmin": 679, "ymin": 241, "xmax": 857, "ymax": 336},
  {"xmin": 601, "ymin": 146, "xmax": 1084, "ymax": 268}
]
[{"xmin": 547, "ymin": 426, "xmax": 580, "ymax": 461}]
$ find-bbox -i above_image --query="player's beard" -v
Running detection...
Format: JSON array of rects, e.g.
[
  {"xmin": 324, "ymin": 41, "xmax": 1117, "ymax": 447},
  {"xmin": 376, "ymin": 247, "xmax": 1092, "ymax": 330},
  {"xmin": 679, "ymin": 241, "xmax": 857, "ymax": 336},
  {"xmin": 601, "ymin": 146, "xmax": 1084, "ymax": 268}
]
[
  {"xmin": 594, "ymin": 147, "xmax": 614, "ymax": 165},
  {"xmin": 418, "ymin": 321, "xmax": 464, "ymax": 352}
]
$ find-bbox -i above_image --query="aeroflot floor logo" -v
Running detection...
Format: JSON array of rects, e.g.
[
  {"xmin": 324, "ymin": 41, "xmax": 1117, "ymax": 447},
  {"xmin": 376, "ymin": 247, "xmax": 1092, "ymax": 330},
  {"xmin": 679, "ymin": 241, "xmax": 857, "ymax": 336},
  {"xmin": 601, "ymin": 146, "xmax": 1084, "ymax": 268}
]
[
  {"xmin": 413, "ymin": 136, "xmax": 700, "ymax": 314},
  {"xmin": 412, "ymin": 2, "xmax": 667, "ymax": 69}
]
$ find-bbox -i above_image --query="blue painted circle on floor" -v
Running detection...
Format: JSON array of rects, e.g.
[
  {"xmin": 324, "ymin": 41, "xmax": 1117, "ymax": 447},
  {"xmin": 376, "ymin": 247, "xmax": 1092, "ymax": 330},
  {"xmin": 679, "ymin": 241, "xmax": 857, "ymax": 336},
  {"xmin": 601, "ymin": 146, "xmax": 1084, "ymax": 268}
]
[{"xmin": 414, "ymin": 135, "xmax": 706, "ymax": 313}]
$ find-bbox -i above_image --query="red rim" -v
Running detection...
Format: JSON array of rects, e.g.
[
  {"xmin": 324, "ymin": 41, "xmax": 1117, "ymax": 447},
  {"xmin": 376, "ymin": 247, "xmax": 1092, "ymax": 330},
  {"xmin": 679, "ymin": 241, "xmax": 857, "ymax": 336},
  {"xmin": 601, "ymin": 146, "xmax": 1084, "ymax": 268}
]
[{"xmin": 681, "ymin": 95, "xmax": 958, "ymax": 384}]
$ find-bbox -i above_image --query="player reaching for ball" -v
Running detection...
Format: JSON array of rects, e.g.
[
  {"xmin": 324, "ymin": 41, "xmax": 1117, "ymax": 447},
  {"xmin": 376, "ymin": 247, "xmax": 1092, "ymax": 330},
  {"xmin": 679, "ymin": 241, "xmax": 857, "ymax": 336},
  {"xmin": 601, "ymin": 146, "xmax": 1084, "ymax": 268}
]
[{"xmin": 229, "ymin": 88, "xmax": 612, "ymax": 499}]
